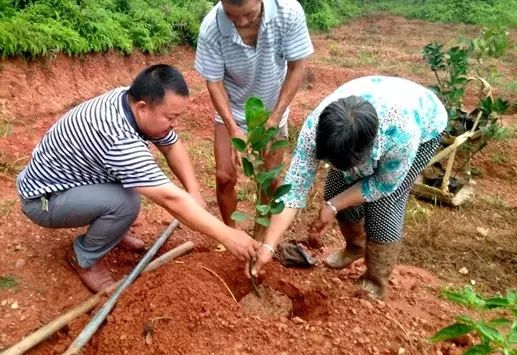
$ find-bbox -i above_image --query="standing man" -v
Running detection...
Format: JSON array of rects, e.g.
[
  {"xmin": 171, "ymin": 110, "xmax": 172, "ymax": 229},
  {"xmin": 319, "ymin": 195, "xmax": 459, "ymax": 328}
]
[
  {"xmin": 17, "ymin": 64, "xmax": 259, "ymax": 293},
  {"xmin": 195, "ymin": 0, "xmax": 314, "ymax": 235}
]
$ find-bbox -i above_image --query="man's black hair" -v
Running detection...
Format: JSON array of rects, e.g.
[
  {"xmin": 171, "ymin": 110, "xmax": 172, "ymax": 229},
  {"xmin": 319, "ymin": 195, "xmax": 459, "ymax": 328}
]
[
  {"xmin": 128, "ymin": 64, "xmax": 189, "ymax": 105},
  {"xmin": 315, "ymin": 96, "xmax": 379, "ymax": 171}
]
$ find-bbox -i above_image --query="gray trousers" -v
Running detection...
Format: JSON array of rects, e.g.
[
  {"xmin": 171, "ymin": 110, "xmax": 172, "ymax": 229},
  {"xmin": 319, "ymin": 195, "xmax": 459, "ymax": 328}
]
[{"xmin": 21, "ymin": 183, "xmax": 141, "ymax": 268}]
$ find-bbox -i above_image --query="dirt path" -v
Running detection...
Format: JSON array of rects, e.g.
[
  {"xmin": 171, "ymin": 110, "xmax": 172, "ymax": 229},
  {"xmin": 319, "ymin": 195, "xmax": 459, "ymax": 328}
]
[{"xmin": 0, "ymin": 15, "xmax": 515, "ymax": 354}]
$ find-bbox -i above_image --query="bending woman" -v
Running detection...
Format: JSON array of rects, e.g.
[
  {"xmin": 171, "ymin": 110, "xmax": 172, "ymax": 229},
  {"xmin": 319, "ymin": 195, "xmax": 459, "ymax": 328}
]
[{"xmin": 250, "ymin": 76, "xmax": 447, "ymax": 299}]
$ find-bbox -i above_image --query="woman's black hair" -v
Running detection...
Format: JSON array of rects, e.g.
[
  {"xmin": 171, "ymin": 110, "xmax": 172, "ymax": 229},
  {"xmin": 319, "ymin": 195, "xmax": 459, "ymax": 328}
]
[
  {"xmin": 128, "ymin": 64, "xmax": 189, "ymax": 105},
  {"xmin": 315, "ymin": 95, "xmax": 379, "ymax": 171}
]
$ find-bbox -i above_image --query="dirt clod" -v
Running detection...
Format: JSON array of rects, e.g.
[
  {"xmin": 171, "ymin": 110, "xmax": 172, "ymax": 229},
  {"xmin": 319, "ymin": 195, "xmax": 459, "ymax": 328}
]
[{"xmin": 240, "ymin": 284, "xmax": 293, "ymax": 318}]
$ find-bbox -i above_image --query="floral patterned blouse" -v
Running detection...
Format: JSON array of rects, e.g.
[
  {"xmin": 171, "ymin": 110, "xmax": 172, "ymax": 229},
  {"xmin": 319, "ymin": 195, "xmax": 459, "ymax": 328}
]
[{"xmin": 281, "ymin": 76, "xmax": 448, "ymax": 208}]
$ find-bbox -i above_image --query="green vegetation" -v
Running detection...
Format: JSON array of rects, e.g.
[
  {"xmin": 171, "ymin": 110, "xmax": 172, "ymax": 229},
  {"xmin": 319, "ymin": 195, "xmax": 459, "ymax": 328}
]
[
  {"xmin": 360, "ymin": 0, "xmax": 517, "ymax": 28},
  {"xmin": 300, "ymin": 0, "xmax": 361, "ymax": 31},
  {"xmin": 230, "ymin": 97, "xmax": 291, "ymax": 230},
  {"xmin": 0, "ymin": 0, "xmax": 212, "ymax": 58},
  {"xmin": 430, "ymin": 286, "xmax": 516, "ymax": 355},
  {"xmin": 422, "ymin": 26, "xmax": 510, "ymax": 153},
  {"xmin": 0, "ymin": 0, "xmax": 515, "ymax": 58},
  {"xmin": 0, "ymin": 275, "xmax": 18, "ymax": 289}
]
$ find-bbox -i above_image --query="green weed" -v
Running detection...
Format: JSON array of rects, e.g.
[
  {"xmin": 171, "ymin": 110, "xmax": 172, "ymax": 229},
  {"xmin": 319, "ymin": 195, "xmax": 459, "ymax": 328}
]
[
  {"xmin": 0, "ymin": 275, "xmax": 18, "ymax": 289},
  {"xmin": 430, "ymin": 286, "xmax": 517, "ymax": 354}
]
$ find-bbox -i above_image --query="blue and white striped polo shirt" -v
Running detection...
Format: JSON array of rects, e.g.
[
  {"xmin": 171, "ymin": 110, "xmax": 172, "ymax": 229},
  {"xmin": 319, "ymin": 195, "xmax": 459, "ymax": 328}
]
[
  {"xmin": 195, "ymin": 0, "xmax": 314, "ymax": 129},
  {"xmin": 17, "ymin": 87, "xmax": 177, "ymax": 200}
]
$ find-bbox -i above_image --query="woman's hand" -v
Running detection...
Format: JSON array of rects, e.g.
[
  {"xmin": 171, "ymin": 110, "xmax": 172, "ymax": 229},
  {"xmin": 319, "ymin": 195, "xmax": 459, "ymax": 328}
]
[
  {"xmin": 307, "ymin": 202, "xmax": 336, "ymax": 238},
  {"xmin": 245, "ymin": 244, "xmax": 275, "ymax": 278}
]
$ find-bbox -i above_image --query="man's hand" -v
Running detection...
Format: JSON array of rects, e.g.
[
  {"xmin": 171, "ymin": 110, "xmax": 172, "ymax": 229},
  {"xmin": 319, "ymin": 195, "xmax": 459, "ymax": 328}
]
[
  {"xmin": 246, "ymin": 244, "xmax": 274, "ymax": 278},
  {"xmin": 230, "ymin": 127, "xmax": 246, "ymax": 169},
  {"xmin": 265, "ymin": 111, "xmax": 281, "ymax": 130},
  {"xmin": 307, "ymin": 203, "xmax": 335, "ymax": 238},
  {"xmin": 222, "ymin": 228, "xmax": 260, "ymax": 261}
]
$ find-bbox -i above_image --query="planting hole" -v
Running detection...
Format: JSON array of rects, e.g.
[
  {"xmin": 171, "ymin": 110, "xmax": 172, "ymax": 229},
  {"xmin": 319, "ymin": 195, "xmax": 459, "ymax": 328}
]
[{"xmin": 238, "ymin": 283, "xmax": 329, "ymax": 321}]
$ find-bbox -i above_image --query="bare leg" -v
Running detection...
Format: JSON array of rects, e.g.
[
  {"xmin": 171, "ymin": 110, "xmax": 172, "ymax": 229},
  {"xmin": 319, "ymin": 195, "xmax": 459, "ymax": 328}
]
[{"xmin": 214, "ymin": 123, "xmax": 238, "ymax": 227}]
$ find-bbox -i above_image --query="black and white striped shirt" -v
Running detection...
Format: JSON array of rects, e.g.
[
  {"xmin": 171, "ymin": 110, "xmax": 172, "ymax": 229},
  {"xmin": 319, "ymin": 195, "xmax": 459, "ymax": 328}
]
[
  {"xmin": 195, "ymin": 0, "xmax": 314, "ymax": 129},
  {"xmin": 17, "ymin": 87, "xmax": 177, "ymax": 199}
]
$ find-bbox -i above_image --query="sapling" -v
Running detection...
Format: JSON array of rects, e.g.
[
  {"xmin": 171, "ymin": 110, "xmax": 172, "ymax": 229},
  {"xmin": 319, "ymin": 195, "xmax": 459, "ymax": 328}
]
[
  {"xmin": 230, "ymin": 96, "xmax": 291, "ymax": 235},
  {"xmin": 430, "ymin": 286, "xmax": 517, "ymax": 355}
]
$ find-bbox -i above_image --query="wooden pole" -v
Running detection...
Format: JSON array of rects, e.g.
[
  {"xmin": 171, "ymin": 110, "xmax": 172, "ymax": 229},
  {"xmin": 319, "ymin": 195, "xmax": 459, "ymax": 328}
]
[{"xmin": 1, "ymin": 241, "xmax": 194, "ymax": 355}]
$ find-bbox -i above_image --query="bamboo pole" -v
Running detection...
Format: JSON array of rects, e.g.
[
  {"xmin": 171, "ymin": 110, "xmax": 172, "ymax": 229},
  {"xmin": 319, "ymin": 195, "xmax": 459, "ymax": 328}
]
[
  {"xmin": 1, "ymin": 237, "xmax": 193, "ymax": 355},
  {"xmin": 62, "ymin": 220, "xmax": 180, "ymax": 355}
]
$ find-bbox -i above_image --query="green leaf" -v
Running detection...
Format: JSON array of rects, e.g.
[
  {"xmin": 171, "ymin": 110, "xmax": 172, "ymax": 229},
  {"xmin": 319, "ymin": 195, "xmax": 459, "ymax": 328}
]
[
  {"xmin": 251, "ymin": 138, "xmax": 271, "ymax": 152},
  {"xmin": 242, "ymin": 157, "xmax": 254, "ymax": 177},
  {"xmin": 270, "ymin": 139, "xmax": 289, "ymax": 151},
  {"xmin": 464, "ymin": 343, "xmax": 492, "ymax": 355},
  {"xmin": 429, "ymin": 323, "xmax": 474, "ymax": 343},
  {"xmin": 231, "ymin": 138, "xmax": 246, "ymax": 152},
  {"xmin": 507, "ymin": 291, "xmax": 517, "ymax": 306},
  {"xmin": 508, "ymin": 321, "xmax": 517, "ymax": 344},
  {"xmin": 475, "ymin": 323, "xmax": 505, "ymax": 344},
  {"xmin": 274, "ymin": 184, "xmax": 291, "ymax": 200},
  {"xmin": 270, "ymin": 200, "xmax": 285, "ymax": 215},
  {"xmin": 486, "ymin": 318, "xmax": 511, "ymax": 327},
  {"xmin": 245, "ymin": 97, "xmax": 269, "ymax": 130},
  {"xmin": 443, "ymin": 286, "xmax": 486, "ymax": 309},
  {"xmin": 230, "ymin": 211, "xmax": 248, "ymax": 222},
  {"xmin": 256, "ymin": 216, "xmax": 270, "ymax": 227},
  {"xmin": 265, "ymin": 127, "xmax": 278, "ymax": 140},
  {"xmin": 248, "ymin": 125, "xmax": 266, "ymax": 146},
  {"xmin": 485, "ymin": 297, "xmax": 510, "ymax": 309},
  {"xmin": 257, "ymin": 165, "xmax": 282, "ymax": 184},
  {"xmin": 256, "ymin": 204, "xmax": 270, "ymax": 216}
]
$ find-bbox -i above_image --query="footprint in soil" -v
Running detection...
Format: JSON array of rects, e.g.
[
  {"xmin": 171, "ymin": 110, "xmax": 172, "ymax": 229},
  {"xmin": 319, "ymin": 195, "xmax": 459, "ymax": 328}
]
[{"xmin": 239, "ymin": 284, "xmax": 293, "ymax": 318}]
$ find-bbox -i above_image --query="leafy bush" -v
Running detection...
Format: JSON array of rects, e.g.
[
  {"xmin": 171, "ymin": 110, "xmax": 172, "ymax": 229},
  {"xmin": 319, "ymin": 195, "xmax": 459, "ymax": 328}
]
[
  {"xmin": 422, "ymin": 26, "xmax": 510, "ymax": 142},
  {"xmin": 0, "ymin": 0, "xmax": 212, "ymax": 58},
  {"xmin": 430, "ymin": 286, "xmax": 516, "ymax": 355},
  {"xmin": 300, "ymin": 0, "xmax": 361, "ymax": 31}
]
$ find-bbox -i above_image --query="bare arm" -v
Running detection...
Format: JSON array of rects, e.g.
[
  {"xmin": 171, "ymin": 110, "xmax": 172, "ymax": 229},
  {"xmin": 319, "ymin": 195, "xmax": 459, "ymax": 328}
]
[
  {"xmin": 206, "ymin": 80, "xmax": 241, "ymax": 137},
  {"xmin": 157, "ymin": 141, "xmax": 204, "ymax": 206},
  {"xmin": 268, "ymin": 59, "xmax": 307, "ymax": 127},
  {"xmin": 135, "ymin": 183, "xmax": 259, "ymax": 260}
]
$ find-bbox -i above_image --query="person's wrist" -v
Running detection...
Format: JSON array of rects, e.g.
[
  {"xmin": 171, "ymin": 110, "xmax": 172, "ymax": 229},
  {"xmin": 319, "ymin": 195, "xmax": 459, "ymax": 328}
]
[
  {"xmin": 260, "ymin": 242, "xmax": 275, "ymax": 255},
  {"xmin": 325, "ymin": 200, "xmax": 338, "ymax": 215}
]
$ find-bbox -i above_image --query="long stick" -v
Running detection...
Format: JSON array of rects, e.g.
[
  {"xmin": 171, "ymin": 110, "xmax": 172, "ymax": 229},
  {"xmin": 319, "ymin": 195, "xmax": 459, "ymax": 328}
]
[
  {"xmin": 62, "ymin": 219, "xmax": 180, "ymax": 355},
  {"xmin": 1, "ymin": 223, "xmax": 190, "ymax": 355}
]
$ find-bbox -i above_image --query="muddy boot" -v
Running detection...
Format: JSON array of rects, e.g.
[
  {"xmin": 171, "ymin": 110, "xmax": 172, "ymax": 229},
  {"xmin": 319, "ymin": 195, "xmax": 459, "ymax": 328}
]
[
  {"xmin": 359, "ymin": 240, "xmax": 402, "ymax": 300},
  {"xmin": 324, "ymin": 221, "xmax": 366, "ymax": 269}
]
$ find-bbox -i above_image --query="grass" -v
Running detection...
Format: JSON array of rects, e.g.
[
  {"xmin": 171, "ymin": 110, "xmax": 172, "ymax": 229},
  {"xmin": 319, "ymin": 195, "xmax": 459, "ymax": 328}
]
[
  {"xmin": 491, "ymin": 151, "xmax": 510, "ymax": 164},
  {"xmin": 0, "ymin": 153, "xmax": 24, "ymax": 179},
  {"xmin": 360, "ymin": 0, "xmax": 517, "ymax": 28},
  {"xmin": 0, "ymin": 120, "xmax": 12, "ymax": 137},
  {"xmin": 0, "ymin": 275, "xmax": 18, "ymax": 290}
]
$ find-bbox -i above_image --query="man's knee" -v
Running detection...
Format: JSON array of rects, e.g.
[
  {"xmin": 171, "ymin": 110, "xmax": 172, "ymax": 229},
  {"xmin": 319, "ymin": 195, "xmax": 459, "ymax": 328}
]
[
  {"xmin": 119, "ymin": 188, "xmax": 141, "ymax": 218},
  {"xmin": 216, "ymin": 168, "xmax": 237, "ymax": 188}
]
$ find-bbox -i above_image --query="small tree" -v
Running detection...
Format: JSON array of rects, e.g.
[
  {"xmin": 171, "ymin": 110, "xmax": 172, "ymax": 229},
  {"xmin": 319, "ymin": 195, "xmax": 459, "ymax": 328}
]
[
  {"xmin": 430, "ymin": 286, "xmax": 517, "ymax": 355},
  {"xmin": 422, "ymin": 33, "xmax": 509, "ymax": 141},
  {"xmin": 230, "ymin": 97, "xmax": 291, "ymax": 237}
]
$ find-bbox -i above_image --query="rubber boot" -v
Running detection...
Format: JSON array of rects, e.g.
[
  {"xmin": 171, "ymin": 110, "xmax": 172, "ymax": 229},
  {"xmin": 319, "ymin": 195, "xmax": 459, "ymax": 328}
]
[
  {"xmin": 359, "ymin": 240, "xmax": 402, "ymax": 300},
  {"xmin": 324, "ymin": 221, "xmax": 366, "ymax": 269}
]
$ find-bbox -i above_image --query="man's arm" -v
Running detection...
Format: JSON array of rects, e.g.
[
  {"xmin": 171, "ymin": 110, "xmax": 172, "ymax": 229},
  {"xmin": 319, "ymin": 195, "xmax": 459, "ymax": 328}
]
[
  {"xmin": 135, "ymin": 183, "xmax": 259, "ymax": 260},
  {"xmin": 268, "ymin": 59, "xmax": 307, "ymax": 127},
  {"xmin": 206, "ymin": 80, "xmax": 241, "ymax": 137},
  {"xmin": 156, "ymin": 140, "xmax": 205, "ymax": 207},
  {"xmin": 206, "ymin": 80, "xmax": 245, "ymax": 167}
]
